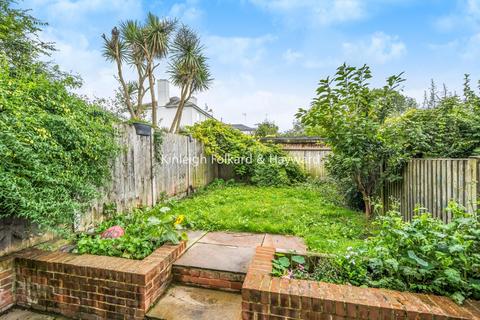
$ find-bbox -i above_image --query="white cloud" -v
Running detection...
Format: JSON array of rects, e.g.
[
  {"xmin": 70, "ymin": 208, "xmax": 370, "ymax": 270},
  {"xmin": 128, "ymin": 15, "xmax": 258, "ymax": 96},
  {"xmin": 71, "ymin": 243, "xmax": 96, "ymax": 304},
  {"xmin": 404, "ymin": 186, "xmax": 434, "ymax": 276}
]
[
  {"xmin": 282, "ymin": 49, "xmax": 303, "ymax": 63},
  {"xmin": 462, "ymin": 32, "xmax": 480, "ymax": 59},
  {"xmin": 169, "ymin": 0, "xmax": 203, "ymax": 24},
  {"xmin": 250, "ymin": 0, "xmax": 366, "ymax": 27},
  {"xmin": 434, "ymin": 0, "xmax": 480, "ymax": 31},
  {"xmin": 342, "ymin": 32, "xmax": 406, "ymax": 64},
  {"xmin": 204, "ymin": 34, "xmax": 276, "ymax": 67},
  {"xmin": 196, "ymin": 77, "xmax": 309, "ymax": 130},
  {"xmin": 25, "ymin": 0, "xmax": 143, "ymax": 24},
  {"xmin": 20, "ymin": 0, "xmax": 150, "ymax": 100},
  {"xmin": 428, "ymin": 32, "xmax": 480, "ymax": 61},
  {"xmin": 39, "ymin": 28, "xmax": 121, "ymax": 99}
]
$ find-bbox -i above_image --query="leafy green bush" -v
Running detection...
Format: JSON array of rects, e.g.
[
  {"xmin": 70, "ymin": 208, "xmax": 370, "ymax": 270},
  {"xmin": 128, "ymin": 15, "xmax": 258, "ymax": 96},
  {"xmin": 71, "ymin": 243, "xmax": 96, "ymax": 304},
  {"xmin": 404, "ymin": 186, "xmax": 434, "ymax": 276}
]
[
  {"xmin": 188, "ymin": 119, "xmax": 306, "ymax": 186},
  {"xmin": 0, "ymin": 59, "xmax": 119, "ymax": 231},
  {"xmin": 340, "ymin": 204, "xmax": 480, "ymax": 303},
  {"xmin": 273, "ymin": 204, "xmax": 480, "ymax": 304},
  {"xmin": 382, "ymin": 97, "xmax": 480, "ymax": 163},
  {"xmin": 75, "ymin": 207, "xmax": 185, "ymax": 259}
]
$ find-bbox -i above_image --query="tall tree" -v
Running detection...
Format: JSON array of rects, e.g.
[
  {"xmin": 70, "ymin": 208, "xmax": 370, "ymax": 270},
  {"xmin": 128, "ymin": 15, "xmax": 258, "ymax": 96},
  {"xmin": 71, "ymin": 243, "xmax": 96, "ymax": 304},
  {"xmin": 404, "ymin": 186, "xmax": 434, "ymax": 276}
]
[
  {"xmin": 297, "ymin": 64, "xmax": 404, "ymax": 218},
  {"xmin": 102, "ymin": 13, "xmax": 176, "ymax": 125},
  {"xmin": 102, "ymin": 27, "xmax": 136, "ymax": 119},
  {"xmin": 143, "ymin": 13, "xmax": 176, "ymax": 127},
  {"xmin": 168, "ymin": 25, "xmax": 212, "ymax": 133}
]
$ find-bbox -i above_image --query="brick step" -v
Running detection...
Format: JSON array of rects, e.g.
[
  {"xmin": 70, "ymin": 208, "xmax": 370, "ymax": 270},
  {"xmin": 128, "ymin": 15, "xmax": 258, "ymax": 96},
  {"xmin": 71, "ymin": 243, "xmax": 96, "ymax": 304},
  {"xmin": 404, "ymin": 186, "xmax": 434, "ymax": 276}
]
[{"xmin": 172, "ymin": 265, "xmax": 245, "ymax": 292}]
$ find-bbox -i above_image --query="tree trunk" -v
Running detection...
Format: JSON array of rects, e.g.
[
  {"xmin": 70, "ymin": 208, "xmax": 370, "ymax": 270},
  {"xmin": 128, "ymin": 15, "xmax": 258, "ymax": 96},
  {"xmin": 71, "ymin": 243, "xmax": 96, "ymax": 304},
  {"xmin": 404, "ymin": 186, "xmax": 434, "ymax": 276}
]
[
  {"xmin": 147, "ymin": 67, "xmax": 157, "ymax": 128},
  {"xmin": 363, "ymin": 194, "xmax": 372, "ymax": 219},
  {"xmin": 169, "ymin": 82, "xmax": 191, "ymax": 133},
  {"xmin": 115, "ymin": 54, "xmax": 135, "ymax": 119},
  {"xmin": 135, "ymin": 64, "xmax": 147, "ymax": 115},
  {"xmin": 174, "ymin": 89, "xmax": 193, "ymax": 133},
  {"xmin": 355, "ymin": 173, "xmax": 372, "ymax": 219}
]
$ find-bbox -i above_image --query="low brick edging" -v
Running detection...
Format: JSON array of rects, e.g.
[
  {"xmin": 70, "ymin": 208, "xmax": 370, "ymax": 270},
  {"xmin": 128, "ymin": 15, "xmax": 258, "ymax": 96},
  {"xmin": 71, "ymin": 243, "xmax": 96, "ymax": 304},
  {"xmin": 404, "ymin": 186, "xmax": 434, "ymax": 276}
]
[
  {"xmin": 0, "ymin": 257, "xmax": 15, "ymax": 313},
  {"xmin": 12, "ymin": 241, "xmax": 186, "ymax": 320},
  {"xmin": 242, "ymin": 247, "xmax": 480, "ymax": 320},
  {"xmin": 173, "ymin": 265, "xmax": 244, "ymax": 292}
]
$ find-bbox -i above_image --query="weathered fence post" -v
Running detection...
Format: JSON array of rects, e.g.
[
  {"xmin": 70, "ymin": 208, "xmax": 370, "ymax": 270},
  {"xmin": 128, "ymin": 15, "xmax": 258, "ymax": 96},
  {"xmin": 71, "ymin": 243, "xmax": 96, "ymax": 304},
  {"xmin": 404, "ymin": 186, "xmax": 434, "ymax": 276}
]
[{"xmin": 468, "ymin": 156, "xmax": 479, "ymax": 213}]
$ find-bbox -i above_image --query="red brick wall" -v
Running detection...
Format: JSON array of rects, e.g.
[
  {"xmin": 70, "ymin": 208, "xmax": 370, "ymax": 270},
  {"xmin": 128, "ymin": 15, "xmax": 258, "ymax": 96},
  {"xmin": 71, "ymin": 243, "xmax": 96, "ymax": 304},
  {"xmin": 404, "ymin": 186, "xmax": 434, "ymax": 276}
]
[
  {"xmin": 173, "ymin": 265, "xmax": 244, "ymax": 292},
  {"xmin": 14, "ymin": 242, "xmax": 185, "ymax": 320},
  {"xmin": 242, "ymin": 247, "xmax": 480, "ymax": 320},
  {"xmin": 0, "ymin": 257, "xmax": 14, "ymax": 313}
]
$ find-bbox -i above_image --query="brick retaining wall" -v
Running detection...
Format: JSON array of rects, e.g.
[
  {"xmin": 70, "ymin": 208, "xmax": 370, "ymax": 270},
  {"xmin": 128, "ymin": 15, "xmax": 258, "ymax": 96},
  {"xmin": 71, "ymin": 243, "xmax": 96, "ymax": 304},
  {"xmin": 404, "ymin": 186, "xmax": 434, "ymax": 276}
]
[
  {"xmin": 0, "ymin": 257, "xmax": 14, "ymax": 313},
  {"xmin": 13, "ymin": 241, "xmax": 186, "ymax": 320},
  {"xmin": 173, "ymin": 265, "xmax": 244, "ymax": 292},
  {"xmin": 242, "ymin": 247, "xmax": 480, "ymax": 320}
]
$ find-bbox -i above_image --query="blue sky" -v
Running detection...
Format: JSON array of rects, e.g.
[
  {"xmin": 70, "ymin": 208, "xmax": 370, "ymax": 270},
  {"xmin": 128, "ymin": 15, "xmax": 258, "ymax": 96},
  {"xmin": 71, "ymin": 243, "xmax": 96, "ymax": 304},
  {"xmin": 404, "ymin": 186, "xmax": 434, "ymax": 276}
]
[{"xmin": 20, "ymin": 0, "xmax": 480, "ymax": 130}]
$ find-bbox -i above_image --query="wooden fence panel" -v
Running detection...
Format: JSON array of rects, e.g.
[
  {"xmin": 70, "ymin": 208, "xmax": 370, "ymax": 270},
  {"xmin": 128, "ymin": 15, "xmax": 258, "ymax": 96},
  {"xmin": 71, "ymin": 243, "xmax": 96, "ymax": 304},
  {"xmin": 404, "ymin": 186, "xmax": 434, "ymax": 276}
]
[
  {"xmin": 77, "ymin": 125, "xmax": 217, "ymax": 231},
  {"xmin": 282, "ymin": 148, "xmax": 332, "ymax": 179},
  {"xmin": 383, "ymin": 158, "xmax": 479, "ymax": 222}
]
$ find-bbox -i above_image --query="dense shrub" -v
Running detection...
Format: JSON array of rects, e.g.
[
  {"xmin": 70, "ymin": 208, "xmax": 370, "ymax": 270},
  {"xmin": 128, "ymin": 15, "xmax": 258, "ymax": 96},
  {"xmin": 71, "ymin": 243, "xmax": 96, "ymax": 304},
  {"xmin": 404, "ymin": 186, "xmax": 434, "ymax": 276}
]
[
  {"xmin": 188, "ymin": 119, "xmax": 306, "ymax": 186},
  {"xmin": 273, "ymin": 204, "xmax": 480, "ymax": 304},
  {"xmin": 0, "ymin": 59, "xmax": 119, "ymax": 231},
  {"xmin": 75, "ymin": 206, "xmax": 185, "ymax": 259},
  {"xmin": 383, "ymin": 97, "xmax": 480, "ymax": 163},
  {"xmin": 299, "ymin": 65, "xmax": 480, "ymax": 214}
]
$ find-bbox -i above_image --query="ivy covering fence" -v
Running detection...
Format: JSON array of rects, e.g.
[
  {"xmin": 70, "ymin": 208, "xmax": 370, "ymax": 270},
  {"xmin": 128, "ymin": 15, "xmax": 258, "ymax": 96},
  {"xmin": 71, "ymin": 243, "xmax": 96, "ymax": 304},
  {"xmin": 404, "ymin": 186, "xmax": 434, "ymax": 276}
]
[{"xmin": 0, "ymin": 60, "xmax": 119, "ymax": 231}]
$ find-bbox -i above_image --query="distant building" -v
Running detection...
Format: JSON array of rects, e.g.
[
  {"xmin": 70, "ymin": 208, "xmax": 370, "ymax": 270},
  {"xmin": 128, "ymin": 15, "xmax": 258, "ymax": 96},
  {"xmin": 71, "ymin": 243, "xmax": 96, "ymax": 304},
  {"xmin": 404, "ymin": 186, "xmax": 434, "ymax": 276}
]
[
  {"xmin": 145, "ymin": 79, "xmax": 215, "ymax": 129},
  {"xmin": 229, "ymin": 124, "xmax": 256, "ymax": 135}
]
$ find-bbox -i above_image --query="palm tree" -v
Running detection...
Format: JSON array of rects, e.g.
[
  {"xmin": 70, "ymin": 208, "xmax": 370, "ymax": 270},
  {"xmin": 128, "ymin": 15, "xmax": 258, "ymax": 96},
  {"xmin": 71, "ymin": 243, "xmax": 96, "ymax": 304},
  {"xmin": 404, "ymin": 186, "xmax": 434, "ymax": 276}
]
[
  {"xmin": 120, "ymin": 20, "xmax": 148, "ymax": 117},
  {"xmin": 102, "ymin": 14, "xmax": 176, "ymax": 125},
  {"xmin": 168, "ymin": 25, "xmax": 212, "ymax": 133},
  {"xmin": 101, "ymin": 27, "xmax": 136, "ymax": 119},
  {"xmin": 143, "ymin": 13, "xmax": 176, "ymax": 128}
]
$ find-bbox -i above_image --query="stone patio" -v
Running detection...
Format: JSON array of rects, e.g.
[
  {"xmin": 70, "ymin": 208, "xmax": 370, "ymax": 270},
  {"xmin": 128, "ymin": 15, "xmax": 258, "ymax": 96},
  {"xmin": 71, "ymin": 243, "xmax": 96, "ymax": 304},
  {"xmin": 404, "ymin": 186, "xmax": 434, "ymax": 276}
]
[
  {"xmin": 146, "ymin": 285, "xmax": 241, "ymax": 320},
  {"xmin": 0, "ymin": 308, "xmax": 67, "ymax": 320},
  {"xmin": 175, "ymin": 230, "xmax": 306, "ymax": 274}
]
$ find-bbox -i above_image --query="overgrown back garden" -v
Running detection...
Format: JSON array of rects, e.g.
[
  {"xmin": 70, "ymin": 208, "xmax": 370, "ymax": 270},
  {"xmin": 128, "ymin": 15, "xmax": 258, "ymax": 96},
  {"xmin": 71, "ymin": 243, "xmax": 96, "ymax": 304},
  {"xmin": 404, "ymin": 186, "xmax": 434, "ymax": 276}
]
[{"xmin": 1, "ymin": 0, "xmax": 480, "ymax": 318}]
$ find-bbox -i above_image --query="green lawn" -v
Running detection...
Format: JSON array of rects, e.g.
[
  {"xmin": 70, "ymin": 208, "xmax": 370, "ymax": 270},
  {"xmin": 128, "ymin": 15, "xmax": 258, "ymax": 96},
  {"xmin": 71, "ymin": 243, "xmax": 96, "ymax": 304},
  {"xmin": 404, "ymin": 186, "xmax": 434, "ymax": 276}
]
[{"xmin": 169, "ymin": 182, "xmax": 370, "ymax": 254}]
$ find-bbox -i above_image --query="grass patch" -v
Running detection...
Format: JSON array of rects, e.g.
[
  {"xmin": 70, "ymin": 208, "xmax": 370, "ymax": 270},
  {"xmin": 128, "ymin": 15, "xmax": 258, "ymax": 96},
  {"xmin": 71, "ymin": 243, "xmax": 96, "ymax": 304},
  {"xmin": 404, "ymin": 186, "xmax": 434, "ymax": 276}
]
[{"xmin": 169, "ymin": 181, "xmax": 370, "ymax": 254}]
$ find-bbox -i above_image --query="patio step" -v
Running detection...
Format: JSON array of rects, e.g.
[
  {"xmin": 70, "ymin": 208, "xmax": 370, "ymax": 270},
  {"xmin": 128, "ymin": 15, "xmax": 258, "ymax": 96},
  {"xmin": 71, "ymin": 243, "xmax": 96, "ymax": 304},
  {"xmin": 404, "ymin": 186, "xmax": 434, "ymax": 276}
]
[
  {"xmin": 173, "ymin": 264, "xmax": 245, "ymax": 292},
  {"xmin": 147, "ymin": 231, "xmax": 306, "ymax": 319},
  {"xmin": 172, "ymin": 231, "xmax": 307, "ymax": 291},
  {"xmin": 145, "ymin": 285, "xmax": 241, "ymax": 320}
]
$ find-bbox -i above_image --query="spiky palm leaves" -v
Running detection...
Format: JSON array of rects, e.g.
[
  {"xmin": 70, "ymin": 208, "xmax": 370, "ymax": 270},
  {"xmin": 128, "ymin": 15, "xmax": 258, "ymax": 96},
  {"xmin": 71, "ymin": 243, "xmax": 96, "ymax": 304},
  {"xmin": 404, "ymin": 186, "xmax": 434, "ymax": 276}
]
[
  {"xmin": 168, "ymin": 25, "xmax": 212, "ymax": 133},
  {"xmin": 102, "ymin": 14, "xmax": 176, "ymax": 125},
  {"xmin": 102, "ymin": 27, "xmax": 136, "ymax": 119}
]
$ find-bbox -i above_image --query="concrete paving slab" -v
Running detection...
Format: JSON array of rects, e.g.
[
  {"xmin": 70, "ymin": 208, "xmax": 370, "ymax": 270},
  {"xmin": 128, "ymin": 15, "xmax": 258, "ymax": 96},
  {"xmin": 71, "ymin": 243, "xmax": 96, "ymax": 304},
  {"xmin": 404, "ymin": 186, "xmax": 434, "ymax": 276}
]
[
  {"xmin": 183, "ymin": 230, "xmax": 207, "ymax": 249},
  {"xmin": 198, "ymin": 231, "xmax": 265, "ymax": 248},
  {"xmin": 0, "ymin": 309, "xmax": 67, "ymax": 320},
  {"xmin": 174, "ymin": 242, "xmax": 255, "ymax": 273},
  {"xmin": 262, "ymin": 234, "xmax": 307, "ymax": 253},
  {"xmin": 146, "ymin": 284, "xmax": 241, "ymax": 320}
]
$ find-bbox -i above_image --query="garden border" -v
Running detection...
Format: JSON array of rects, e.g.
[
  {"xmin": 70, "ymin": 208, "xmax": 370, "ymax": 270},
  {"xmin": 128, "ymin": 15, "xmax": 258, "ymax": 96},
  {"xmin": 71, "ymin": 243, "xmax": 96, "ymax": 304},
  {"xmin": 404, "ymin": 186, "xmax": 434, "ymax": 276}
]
[
  {"xmin": 242, "ymin": 247, "xmax": 480, "ymax": 320},
  {"xmin": 11, "ymin": 241, "xmax": 186, "ymax": 320}
]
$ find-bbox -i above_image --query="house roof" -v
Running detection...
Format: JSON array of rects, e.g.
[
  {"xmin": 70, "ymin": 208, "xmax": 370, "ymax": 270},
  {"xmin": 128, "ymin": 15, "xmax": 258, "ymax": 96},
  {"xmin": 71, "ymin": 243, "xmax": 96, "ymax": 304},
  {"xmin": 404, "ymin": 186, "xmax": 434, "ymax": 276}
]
[
  {"xmin": 164, "ymin": 97, "xmax": 214, "ymax": 119},
  {"xmin": 230, "ymin": 124, "xmax": 256, "ymax": 131},
  {"xmin": 143, "ymin": 97, "xmax": 215, "ymax": 119}
]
